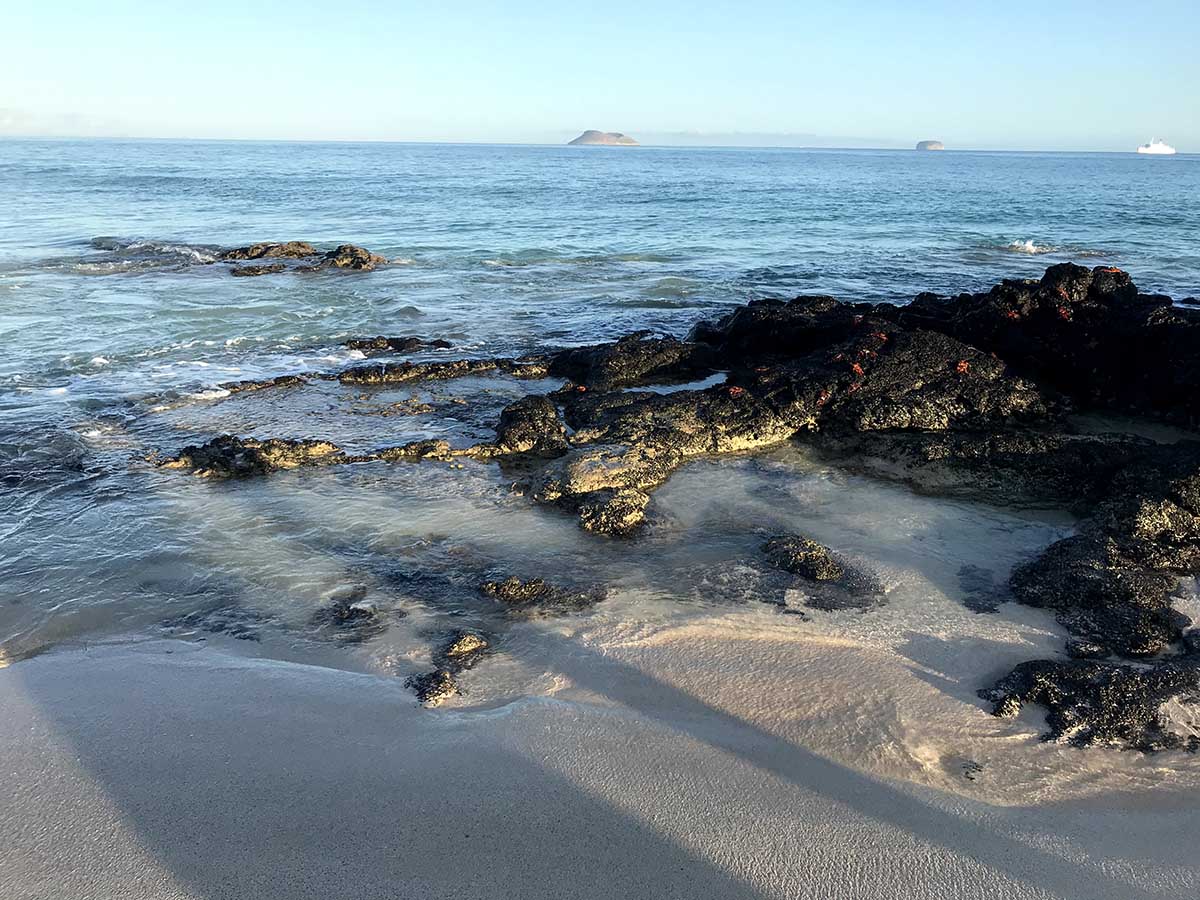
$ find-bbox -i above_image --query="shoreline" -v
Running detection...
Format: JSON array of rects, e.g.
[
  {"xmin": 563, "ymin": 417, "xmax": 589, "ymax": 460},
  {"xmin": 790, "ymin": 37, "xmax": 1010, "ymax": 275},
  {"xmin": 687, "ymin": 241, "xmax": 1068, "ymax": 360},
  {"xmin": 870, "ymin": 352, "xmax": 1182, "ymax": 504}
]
[{"xmin": 4, "ymin": 638, "xmax": 1198, "ymax": 900}]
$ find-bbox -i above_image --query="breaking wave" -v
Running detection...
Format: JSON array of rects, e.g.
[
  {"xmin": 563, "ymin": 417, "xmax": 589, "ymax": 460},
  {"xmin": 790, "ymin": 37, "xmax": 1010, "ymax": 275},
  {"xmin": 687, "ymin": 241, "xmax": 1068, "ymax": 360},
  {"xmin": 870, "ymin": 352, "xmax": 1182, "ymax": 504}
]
[
  {"xmin": 40, "ymin": 237, "xmax": 225, "ymax": 275},
  {"xmin": 1005, "ymin": 239, "xmax": 1057, "ymax": 255}
]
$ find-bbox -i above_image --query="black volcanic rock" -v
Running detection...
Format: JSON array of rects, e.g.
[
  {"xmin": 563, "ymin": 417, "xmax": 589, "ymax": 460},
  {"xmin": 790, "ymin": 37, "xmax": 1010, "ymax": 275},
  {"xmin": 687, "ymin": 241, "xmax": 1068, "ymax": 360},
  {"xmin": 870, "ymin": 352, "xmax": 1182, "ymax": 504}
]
[
  {"xmin": 980, "ymin": 658, "xmax": 1200, "ymax": 751},
  {"xmin": 230, "ymin": 263, "xmax": 286, "ymax": 277},
  {"xmin": 480, "ymin": 577, "xmax": 606, "ymax": 616},
  {"xmin": 221, "ymin": 241, "xmax": 317, "ymax": 261},
  {"xmin": 161, "ymin": 435, "xmax": 344, "ymax": 477},
  {"xmin": 219, "ymin": 241, "xmax": 388, "ymax": 273},
  {"xmin": 344, "ymin": 336, "xmax": 453, "ymax": 354},
  {"xmin": 548, "ymin": 332, "xmax": 717, "ymax": 391},
  {"xmin": 879, "ymin": 263, "xmax": 1200, "ymax": 424}
]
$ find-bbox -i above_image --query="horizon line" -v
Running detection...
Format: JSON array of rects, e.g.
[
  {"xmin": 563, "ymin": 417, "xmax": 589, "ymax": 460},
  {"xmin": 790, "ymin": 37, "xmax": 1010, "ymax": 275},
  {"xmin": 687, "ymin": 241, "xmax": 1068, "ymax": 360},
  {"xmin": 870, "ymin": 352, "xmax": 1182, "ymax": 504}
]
[{"xmin": 0, "ymin": 134, "xmax": 1189, "ymax": 155}]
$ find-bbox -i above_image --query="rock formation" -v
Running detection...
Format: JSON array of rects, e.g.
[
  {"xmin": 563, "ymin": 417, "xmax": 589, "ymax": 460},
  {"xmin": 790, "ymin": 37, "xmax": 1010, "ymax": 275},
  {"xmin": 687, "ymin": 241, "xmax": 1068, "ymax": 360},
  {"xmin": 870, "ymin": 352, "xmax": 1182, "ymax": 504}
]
[
  {"xmin": 160, "ymin": 264, "xmax": 1200, "ymax": 745},
  {"xmin": 568, "ymin": 130, "xmax": 639, "ymax": 146}
]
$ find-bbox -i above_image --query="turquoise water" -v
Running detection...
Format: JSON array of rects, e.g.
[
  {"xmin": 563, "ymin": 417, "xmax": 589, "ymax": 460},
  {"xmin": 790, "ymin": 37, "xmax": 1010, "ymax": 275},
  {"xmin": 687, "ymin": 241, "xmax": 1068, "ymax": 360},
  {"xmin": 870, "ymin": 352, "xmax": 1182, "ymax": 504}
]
[{"xmin": 1, "ymin": 139, "xmax": 1197, "ymax": 669}]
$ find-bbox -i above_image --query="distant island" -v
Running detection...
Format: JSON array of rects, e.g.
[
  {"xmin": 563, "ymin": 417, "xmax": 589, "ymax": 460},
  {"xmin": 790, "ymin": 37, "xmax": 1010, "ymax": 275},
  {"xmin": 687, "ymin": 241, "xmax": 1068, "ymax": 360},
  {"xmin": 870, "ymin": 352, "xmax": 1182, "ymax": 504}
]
[
  {"xmin": 915, "ymin": 140, "xmax": 945, "ymax": 151},
  {"xmin": 568, "ymin": 130, "xmax": 639, "ymax": 146}
]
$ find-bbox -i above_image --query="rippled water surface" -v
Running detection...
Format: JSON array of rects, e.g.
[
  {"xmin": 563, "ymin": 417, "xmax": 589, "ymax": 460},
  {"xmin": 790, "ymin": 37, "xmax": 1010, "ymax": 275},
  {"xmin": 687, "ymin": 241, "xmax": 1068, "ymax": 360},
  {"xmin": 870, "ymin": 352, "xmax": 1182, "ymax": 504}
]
[{"xmin": 2, "ymin": 139, "xmax": 1199, "ymax": 680}]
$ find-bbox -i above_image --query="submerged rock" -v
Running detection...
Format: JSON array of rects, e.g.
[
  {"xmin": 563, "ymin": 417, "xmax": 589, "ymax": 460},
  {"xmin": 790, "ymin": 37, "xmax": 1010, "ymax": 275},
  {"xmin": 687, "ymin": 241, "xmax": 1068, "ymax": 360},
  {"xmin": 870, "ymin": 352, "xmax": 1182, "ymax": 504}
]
[
  {"xmin": 434, "ymin": 630, "xmax": 490, "ymax": 671},
  {"xmin": 980, "ymin": 658, "xmax": 1200, "ymax": 751},
  {"xmin": 762, "ymin": 534, "xmax": 885, "ymax": 610},
  {"xmin": 345, "ymin": 336, "xmax": 453, "ymax": 354},
  {"xmin": 480, "ymin": 577, "xmax": 605, "ymax": 616},
  {"xmin": 370, "ymin": 397, "xmax": 435, "ymax": 417},
  {"xmin": 220, "ymin": 374, "xmax": 310, "ymax": 395},
  {"xmin": 218, "ymin": 241, "xmax": 387, "ymax": 274},
  {"xmin": 371, "ymin": 439, "xmax": 455, "ymax": 462},
  {"xmin": 406, "ymin": 669, "xmax": 459, "ymax": 707},
  {"xmin": 309, "ymin": 588, "xmax": 388, "ymax": 643},
  {"xmin": 230, "ymin": 263, "xmax": 286, "ymax": 277},
  {"xmin": 162, "ymin": 604, "xmax": 269, "ymax": 642},
  {"xmin": 762, "ymin": 535, "xmax": 844, "ymax": 581}
]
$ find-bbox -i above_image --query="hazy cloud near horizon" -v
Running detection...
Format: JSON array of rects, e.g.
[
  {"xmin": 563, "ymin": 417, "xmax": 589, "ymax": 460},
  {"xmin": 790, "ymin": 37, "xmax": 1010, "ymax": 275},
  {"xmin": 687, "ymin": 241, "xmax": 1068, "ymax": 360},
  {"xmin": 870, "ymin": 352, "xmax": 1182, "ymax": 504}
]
[
  {"xmin": 0, "ymin": 113, "xmax": 910, "ymax": 149},
  {"xmin": 1, "ymin": 1, "xmax": 1196, "ymax": 151},
  {"xmin": 0, "ymin": 108, "xmax": 131, "ymax": 139}
]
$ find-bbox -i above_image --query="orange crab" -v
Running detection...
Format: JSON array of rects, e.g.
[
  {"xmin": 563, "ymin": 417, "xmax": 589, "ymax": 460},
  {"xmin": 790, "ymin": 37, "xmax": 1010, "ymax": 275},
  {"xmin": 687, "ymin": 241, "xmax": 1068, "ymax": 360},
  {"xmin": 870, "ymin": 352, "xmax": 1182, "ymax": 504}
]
[
  {"xmin": 727, "ymin": 385, "xmax": 746, "ymax": 399},
  {"xmin": 850, "ymin": 362, "xmax": 865, "ymax": 377},
  {"xmin": 955, "ymin": 360, "xmax": 971, "ymax": 374}
]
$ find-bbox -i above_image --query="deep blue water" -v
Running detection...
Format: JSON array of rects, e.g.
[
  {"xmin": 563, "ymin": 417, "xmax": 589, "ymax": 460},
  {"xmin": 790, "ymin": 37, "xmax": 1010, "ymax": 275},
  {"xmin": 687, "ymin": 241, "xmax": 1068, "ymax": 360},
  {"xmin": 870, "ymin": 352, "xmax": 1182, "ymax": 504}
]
[{"xmin": 0, "ymin": 139, "xmax": 1197, "ymax": 664}]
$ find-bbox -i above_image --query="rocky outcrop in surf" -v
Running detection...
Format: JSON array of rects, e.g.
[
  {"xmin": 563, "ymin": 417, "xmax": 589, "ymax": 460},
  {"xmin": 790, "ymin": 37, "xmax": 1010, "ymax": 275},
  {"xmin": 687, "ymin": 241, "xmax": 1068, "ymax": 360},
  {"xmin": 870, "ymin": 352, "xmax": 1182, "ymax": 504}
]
[
  {"xmin": 224, "ymin": 241, "xmax": 387, "ymax": 274},
  {"xmin": 74, "ymin": 237, "xmax": 390, "ymax": 276},
  {"xmin": 158, "ymin": 263, "xmax": 1200, "ymax": 746}
]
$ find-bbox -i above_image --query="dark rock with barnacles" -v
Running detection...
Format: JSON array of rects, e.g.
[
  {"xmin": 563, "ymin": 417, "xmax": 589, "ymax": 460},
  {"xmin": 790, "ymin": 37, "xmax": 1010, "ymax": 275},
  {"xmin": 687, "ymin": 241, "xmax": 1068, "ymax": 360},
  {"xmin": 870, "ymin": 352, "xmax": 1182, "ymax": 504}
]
[
  {"xmin": 218, "ymin": 241, "xmax": 388, "ymax": 274},
  {"xmin": 345, "ymin": 336, "xmax": 453, "ymax": 354},
  {"xmin": 406, "ymin": 669, "xmax": 459, "ymax": 707},
  {"xmin": 161, "ymin": 435, "xmax": 344, "ymax": 477},
  {"xmin": 481, "ymin": 577, "xmax": 605, "ymax": 616},
  {"xmin": 762, "ymin": 534, "xmax": 884, "ymax": 610},
  {"xmin": 230, "ymin": 263, "xmax": 286, "ymax": 277},
  {"xmin": 979, "ymin": 658, "xmax": 1200, "ymax": 751}
]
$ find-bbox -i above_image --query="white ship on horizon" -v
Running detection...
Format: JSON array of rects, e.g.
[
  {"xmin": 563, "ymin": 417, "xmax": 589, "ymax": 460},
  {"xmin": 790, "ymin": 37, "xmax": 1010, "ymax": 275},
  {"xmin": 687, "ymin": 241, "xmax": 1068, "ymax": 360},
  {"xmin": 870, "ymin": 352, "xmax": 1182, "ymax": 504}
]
[{"xmin": 1136, "ymin": 138, "xmax": 1177, "ymax": 155}]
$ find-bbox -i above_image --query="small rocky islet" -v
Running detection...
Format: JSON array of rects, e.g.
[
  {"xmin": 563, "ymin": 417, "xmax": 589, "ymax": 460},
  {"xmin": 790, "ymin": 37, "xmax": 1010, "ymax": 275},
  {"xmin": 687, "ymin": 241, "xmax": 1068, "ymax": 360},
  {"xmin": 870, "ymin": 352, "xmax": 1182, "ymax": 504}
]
[
  {"xmin": 568, "ymin": 130, "xmax": 639, "ymax": 146},
  {"xmin": 157, "ymin": 258, "xmax": 1200, "ymax": 746}
]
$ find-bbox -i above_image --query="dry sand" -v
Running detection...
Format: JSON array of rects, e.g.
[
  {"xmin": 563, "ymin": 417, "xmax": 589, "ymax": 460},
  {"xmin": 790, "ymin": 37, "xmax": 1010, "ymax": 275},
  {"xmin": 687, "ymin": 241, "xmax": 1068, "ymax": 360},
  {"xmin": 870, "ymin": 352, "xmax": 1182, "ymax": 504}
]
[{"xmin": 3, "ymin": 629, "xmax": 1197, "ymax": 900}]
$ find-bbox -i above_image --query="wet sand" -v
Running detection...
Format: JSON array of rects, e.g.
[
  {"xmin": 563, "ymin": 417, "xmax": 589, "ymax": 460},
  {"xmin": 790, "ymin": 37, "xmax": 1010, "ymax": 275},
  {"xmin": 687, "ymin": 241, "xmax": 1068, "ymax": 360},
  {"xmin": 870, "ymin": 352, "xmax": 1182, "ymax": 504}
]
[{"xmin": 3, "ymin": 637, "xmax": 1197, "ymax": 900}]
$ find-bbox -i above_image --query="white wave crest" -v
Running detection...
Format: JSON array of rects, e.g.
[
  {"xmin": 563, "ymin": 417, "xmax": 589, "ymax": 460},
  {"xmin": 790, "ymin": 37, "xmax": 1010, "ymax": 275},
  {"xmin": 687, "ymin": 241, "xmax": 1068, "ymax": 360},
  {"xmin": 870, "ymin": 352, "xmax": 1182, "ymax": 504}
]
[
  {"xmin": 1005, "ymin": 239, "xmax": 1057, "ymax": 255},
  {"xmin": 185, "ymin": 388, "xmax": 231, "ymax": 401}
]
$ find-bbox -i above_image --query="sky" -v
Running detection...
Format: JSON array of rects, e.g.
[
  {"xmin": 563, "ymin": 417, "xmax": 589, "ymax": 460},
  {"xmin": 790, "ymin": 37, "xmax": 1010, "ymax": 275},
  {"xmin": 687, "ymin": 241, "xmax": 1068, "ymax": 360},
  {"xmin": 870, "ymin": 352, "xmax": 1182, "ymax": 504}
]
[{"xmin": 1, "ymin": 0, "xmax": 1197, "ymax": 150}]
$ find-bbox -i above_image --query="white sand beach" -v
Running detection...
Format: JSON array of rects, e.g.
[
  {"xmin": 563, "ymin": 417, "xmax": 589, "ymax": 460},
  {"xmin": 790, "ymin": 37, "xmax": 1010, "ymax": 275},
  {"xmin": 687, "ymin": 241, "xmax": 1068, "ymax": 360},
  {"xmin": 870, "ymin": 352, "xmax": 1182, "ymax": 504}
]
[{"xmin": 3, "ymin": 627, "xmax": 1198, "ymax": 900}]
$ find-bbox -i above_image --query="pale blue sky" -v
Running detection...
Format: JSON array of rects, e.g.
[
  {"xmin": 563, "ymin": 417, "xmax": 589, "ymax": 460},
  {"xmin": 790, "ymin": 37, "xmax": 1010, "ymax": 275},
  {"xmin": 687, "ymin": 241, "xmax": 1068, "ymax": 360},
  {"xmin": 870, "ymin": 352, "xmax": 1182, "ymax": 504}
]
[{"xmin": 1, "ymin": 0, "xmax": 1196, "ymax": 150}]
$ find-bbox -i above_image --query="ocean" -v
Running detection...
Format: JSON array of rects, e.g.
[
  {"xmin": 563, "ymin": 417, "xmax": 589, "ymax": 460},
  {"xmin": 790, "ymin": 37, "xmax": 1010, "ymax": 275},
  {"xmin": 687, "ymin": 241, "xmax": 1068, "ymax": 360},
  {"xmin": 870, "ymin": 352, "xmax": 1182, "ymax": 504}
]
[{"xmin": 1, "ymin": 138, "xmax": 1198, "ymax": 689}]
